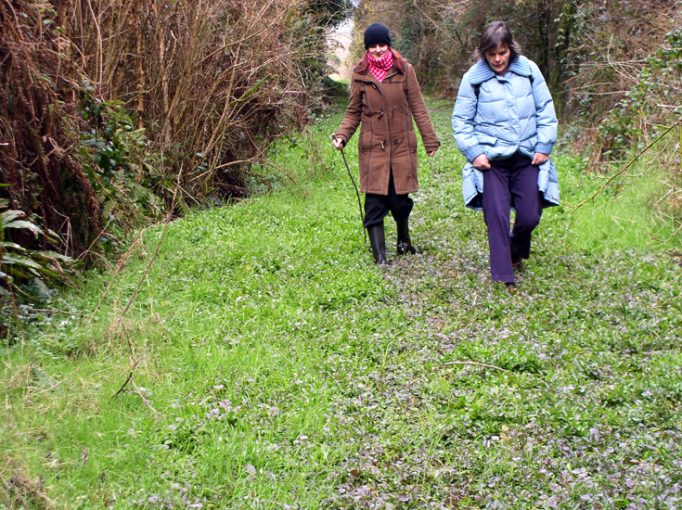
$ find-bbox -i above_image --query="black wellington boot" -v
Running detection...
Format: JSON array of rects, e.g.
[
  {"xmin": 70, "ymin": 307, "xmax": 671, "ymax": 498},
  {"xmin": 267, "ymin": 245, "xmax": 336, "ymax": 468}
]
[
  {"xmin": 367, "ymin": 223, "xmax": 388, "ymax": 265},
  {"xmin": 396, "ymin": 218, "xmax": 417, "ymax": 255}
]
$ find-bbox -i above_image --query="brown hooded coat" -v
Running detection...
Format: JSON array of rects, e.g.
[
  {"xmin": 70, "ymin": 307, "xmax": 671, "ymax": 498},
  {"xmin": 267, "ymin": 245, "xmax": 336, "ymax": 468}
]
[{"xmin": 334, "ymin": 52, "xmax": 440, "ymax": 195}]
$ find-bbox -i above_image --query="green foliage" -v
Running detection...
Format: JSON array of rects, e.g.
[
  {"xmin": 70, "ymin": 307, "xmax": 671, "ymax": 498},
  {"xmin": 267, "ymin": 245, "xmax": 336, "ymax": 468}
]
[
  {"xmin": 553, "ymin": 153, "xmax": 681, "ymax": 252},
  {"xmin": 595, "ymin": 27, "xmax": 682, "ymax": 160},
  {"xmin": 0, "ymin": 200, "xmax": 74, "ymax": 295},
  {"xmin": 305, "ymin": 0, "xmax": 353, "ymax": 28},
  {"xmin": 0, "ymin": 198, "xmax": 75, "ymax": 339},
  {"xmin": 320, "ymin": 75, "xmax": 351, "ymax": 101},
  {"xmin": 355, "ymin": 0, "xmax": 680, "ymax": 128},
  {"xmin": 79, "ymin": 87, "xmax": 165, "ymax": 237},
  {"xmin": 290, "ymin": 1, "xmax": 353, "ymax": 105},
  {"xmin": 3, "ymin": 0, "xmax": 356, "ymax": 291}
]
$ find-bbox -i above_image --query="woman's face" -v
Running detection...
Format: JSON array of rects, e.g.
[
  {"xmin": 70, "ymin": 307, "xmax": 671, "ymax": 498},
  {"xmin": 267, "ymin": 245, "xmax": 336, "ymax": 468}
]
[
  {"xmin": 368, "ymin": 44, "xmax": 389, "ymax": 59},
  {"xmin": 485, "ymin": 44, "xmax": 511, "ymax": 75}
]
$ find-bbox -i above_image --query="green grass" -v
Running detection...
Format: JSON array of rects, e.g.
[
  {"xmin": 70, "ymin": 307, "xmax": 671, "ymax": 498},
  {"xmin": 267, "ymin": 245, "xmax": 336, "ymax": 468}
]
[
  {"xmin": 1, "ymin": 99, "xmax": 680, "ymax": 509},
  {"xmin": 556, "ymin": 152, "xmax": 680, "ymax": 253}
]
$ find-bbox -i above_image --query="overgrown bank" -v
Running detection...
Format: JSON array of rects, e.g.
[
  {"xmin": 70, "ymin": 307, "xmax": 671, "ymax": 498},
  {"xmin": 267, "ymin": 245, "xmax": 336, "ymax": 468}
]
[
  {"xmin": 0, "ymin": 0, "xmax": 351, "ymax": 324},
  {"xmin": 1, "ymin": 100, "xmax": 680, "ymax": 508}
]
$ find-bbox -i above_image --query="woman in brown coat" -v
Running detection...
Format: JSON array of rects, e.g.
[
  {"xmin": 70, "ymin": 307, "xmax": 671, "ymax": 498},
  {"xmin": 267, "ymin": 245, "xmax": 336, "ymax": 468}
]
[{"xmin": 332, "ymin": 23, "xmax": 440, "ymax": 265}]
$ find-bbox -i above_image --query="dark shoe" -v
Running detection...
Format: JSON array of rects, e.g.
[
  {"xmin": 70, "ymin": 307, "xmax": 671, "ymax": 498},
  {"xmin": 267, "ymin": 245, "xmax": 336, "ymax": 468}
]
[
  {"xmin": 505, "ymin": 282, "xmax": 517, "ymax": 294},
  {"xmin": 511, "ymin": 251, "xmax": 523, "ymax": 271},
  {"xmin": 367, "ymin": 223, "xmax": 388, "ymax": 265},
  {"xmin": 396, "ymin": 218, "xmax": 417, "ymax": 255},
  {"xmin": 397, "ymin": 240, "xmax": 417, "ymax": 255}
]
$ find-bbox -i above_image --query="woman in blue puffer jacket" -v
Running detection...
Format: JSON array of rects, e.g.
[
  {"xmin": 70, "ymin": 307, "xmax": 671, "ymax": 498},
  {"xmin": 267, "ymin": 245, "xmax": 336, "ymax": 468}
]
[{"xmin": 452, "ymin": 20, "xmax": 559, "ymax": 290}]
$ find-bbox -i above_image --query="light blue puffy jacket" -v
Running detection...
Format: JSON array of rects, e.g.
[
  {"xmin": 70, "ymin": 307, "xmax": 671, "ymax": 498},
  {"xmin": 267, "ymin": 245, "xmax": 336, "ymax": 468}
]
[{"xmin": 452, "ymin": 56, "xmax": 560, "ymax": 209}]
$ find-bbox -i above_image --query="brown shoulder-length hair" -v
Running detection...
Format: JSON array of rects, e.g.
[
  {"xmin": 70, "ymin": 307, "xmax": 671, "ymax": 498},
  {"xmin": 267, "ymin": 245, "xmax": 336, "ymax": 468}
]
[
  {"xmin": 354, "ymin": 48, "xmax": 406, "ymax": 74},
  {"xmin": 475, "ymin": 21, "xmax": 522, "ymax": 61}
]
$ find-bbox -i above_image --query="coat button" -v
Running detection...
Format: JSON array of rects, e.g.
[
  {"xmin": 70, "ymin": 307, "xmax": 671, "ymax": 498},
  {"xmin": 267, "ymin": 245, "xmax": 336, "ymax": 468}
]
[{"xmin": 393, "ymin": 139, "xmax": 398, "ymax": 144}]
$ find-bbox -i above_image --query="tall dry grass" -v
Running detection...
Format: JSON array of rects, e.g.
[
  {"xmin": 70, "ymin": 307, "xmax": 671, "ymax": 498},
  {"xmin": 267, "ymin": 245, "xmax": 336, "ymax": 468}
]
[
  {"xmin": 0, "ymin": 0, "xmax": 102, "ymax": 255},
  {"xmin": 1, "ymin": 0, "xmax": 335, "ymax": 262},
  {"xmin": 61, "ymin": 0, "xmax": 324, "ymax": 199}
]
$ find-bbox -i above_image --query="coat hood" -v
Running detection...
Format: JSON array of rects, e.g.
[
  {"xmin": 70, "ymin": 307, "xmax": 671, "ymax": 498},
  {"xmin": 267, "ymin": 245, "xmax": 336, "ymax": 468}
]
[{"xmin": 467, "ymin": 55, "xmax": 533, "ymax": 85}]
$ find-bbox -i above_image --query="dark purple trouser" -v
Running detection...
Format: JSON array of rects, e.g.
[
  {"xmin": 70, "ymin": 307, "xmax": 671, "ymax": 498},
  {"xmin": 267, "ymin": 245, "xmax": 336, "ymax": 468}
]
[{"xmin": 482, "ymin": 153, "xmax": 542, "ymax": 283}]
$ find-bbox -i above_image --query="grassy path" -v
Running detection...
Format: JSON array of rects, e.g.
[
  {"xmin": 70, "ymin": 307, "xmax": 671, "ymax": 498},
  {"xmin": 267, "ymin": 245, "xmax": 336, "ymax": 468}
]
[{"xmin": 1, "ymin": 101, "xmax": 680, "ymax": 509}]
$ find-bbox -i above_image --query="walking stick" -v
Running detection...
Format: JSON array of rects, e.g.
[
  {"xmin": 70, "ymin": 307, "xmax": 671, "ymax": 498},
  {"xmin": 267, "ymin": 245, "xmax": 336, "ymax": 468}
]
[{"xmin": 339, "ymin": 147, "xmax": 368, "ymax": 244}]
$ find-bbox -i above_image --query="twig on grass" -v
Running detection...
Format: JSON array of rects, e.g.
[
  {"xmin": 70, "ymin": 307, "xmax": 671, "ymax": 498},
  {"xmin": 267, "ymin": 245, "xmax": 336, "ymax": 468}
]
[
  {"xmin": 111, "ymin": 362, "xmax": 160, "ymax": 415},
  {"xmin": 112, "ymin": 369, "xmax": 134, "ymax": 399},
  {"xmin": 89, "ymin": 228, "xmax": 147, "ymax": 321},
  {"xmin": 112, "ymin": 319, "xmax": 137, "ymax": 397},
  {"xmin": 110, "ymin": 320, "xmax": 160, "ymax": 416},
  {"xmin": 652, "ymin": 221, "xmax": 682, "ymax": 245},
  {"xmin": 132, "ymin": 381, "xmax": 160, "ymax": 416},
  {"xmin": 7, "ymin": 286, "xmax": 27, "ymax": 346},
  {"xmin": 442, "ymin": 360, "xmax": 510, "ymax": 373},
  {"xmin": 77, "ymin": 217, "xmax": 115, "ymax": 263}
]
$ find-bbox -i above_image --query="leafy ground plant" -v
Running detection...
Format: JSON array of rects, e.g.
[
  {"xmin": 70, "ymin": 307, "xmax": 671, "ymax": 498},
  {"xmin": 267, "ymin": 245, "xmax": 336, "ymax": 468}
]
[
  {"xmin": 1, "ymin": 203, "xmax": 65, "ymax": 290},
  {"xmin": 1, "ymin": 199, "xmax": 75, "ymax": 338},
  {"xmin": 1, "ymin": 100, "xmax": 680, "ymax": 509}
]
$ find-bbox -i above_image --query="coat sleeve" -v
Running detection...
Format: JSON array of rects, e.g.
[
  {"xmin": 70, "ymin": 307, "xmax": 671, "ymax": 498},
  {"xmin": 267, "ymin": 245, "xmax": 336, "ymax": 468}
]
[
  {"xmin": 451, "ymin": 72, "xmax": 484, "ymax": 163},
  {"xmin": 334, "ymin": 80, "xmax": 362, "ymax": 144},
  {"xmin": 404, "ymin": 64, "xmax": 440, "ymax": 154},
  {"xmin": 529, "ymin": 61, "xmax": 557, "ymax": 155}
]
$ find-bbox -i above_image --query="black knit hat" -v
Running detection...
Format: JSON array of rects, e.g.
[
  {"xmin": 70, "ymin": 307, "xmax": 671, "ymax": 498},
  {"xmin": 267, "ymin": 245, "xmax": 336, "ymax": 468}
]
[{"xmin": 364, "ymin": 23, "xmax": 391, "ymax": 49}]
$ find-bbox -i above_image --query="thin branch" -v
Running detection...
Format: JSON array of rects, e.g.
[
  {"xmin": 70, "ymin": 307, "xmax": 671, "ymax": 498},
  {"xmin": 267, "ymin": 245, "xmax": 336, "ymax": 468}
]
[
  {"xmin": 109, "ymin": 168, "xmax": 184, "ymax": 408},
  {"xmin": 89, "ymin": 227, "xmax": 147, "ymax": 321},
  {"xmin": 572, "ymin": 118, "xmax": 682, "ymax": 210},
  {"xmin": 112, "ymin": 369, "xmax": 134, "ymax": 398},
  {"xmin": 118, "ymin": 167, "xmax": 184, "ymax": 320},
  {"xmin": 442, "ymin": 360, "xmax": 510, "ymax": 373},
  {"xmin": 132, "ymin": 381, "xmax": 160, "ymax": 415},
  {"xmin": 85, "ymin": 0, "xmax": 103, "ymax": 85}
]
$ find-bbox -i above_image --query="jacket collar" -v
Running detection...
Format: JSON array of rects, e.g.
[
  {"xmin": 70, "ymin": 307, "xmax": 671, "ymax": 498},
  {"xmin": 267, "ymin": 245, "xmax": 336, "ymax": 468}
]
[
  {"xmin": 468, "ymin": 56, "xmax": 531, "ymax": 85},
  {"xmin": 353, "ymin": 65, "xmax": 401, "ymax": 84}
]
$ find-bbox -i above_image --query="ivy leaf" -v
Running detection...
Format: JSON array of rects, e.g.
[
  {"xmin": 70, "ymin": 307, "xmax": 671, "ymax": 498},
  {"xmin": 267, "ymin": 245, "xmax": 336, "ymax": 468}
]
[
  {"xmin": 0, "ymin": 241, "xmax": 27, "ymax": 253},
  {"xmin": 2, "ymin": 252, "xmax": 44, "ymax": 270},
  {"xmin": 1, "ymin": 209, "xmax": 26, "ymax": 225},
  {"xmin": 30, "ymin": 250, "xmax": 74, "ymax": 264},
  {"xmin": 3, "ymin": 220, "xmax": 44, "ymax": 237}
]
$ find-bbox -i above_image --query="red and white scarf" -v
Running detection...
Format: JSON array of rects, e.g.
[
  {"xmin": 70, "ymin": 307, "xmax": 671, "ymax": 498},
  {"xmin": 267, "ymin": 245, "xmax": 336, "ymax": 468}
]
[{"xmin": 367, "ymin": 49, "xmax": 394, "ymax": 82}]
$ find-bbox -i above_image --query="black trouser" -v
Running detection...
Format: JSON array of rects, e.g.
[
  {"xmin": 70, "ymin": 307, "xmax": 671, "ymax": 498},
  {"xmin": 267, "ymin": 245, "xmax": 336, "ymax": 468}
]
[
  {"xmin": 482, "ymin": 152, "xmax": 542, "ymax": 283},
  {"xmin": 363, "ymin": 173, "xmax": 413, "ymax": 227}
]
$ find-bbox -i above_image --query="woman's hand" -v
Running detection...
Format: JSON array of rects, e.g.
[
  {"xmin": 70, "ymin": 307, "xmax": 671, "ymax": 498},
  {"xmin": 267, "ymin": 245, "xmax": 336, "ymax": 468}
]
[
  {"xmin": 472, "ymin": 154, "xmax": 491, "ymax": 170},
  {"xmin": 532, "ymin": 152, "xmax": 549, "ymax": 165},
  {"xmin": 332, "ymin": 137, "xmax": 345, "ymax": 150}
]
